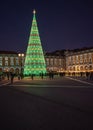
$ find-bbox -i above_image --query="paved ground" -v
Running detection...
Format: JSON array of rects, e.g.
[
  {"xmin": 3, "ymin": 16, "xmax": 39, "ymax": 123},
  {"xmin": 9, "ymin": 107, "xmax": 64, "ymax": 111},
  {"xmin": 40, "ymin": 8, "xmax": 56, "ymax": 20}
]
[{"xmin": 0, "ymin": 76, "xmax": 93, "ymax": 129}]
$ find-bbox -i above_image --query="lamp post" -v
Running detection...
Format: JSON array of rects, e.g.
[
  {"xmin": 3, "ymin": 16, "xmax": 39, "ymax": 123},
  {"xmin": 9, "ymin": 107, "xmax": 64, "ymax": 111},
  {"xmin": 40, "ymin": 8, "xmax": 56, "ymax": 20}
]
[{"xmin": 18, "ymin": 53, "xmax": 24, "ymax": 76}]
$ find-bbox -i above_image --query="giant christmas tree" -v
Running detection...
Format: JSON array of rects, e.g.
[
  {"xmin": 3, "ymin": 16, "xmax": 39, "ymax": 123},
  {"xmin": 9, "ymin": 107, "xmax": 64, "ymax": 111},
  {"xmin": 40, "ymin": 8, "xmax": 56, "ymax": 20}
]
[{"xmin": 24, "ymin": 10, "xmax": 47, "ymax": 76}]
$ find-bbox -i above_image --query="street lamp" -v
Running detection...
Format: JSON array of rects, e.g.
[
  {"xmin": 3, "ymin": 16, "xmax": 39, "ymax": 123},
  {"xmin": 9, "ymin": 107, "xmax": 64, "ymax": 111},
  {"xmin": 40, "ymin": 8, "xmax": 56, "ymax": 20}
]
[{"xmin": 18, "ymin": 53, "xmax": 24, "ymax": 75}]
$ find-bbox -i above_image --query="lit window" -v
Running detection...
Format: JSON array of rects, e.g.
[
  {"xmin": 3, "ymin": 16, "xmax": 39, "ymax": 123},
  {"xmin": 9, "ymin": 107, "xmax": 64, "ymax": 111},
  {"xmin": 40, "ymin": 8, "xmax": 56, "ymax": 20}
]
[
  {"xmin": 50, "ymin": 58, "xmax": 53, "ymax": 65},
  {"xmin": 10, "ymin": 57, "xmax": 14, "ymax": 65},
  {"xmin": 5, "ymin": 57, "xmax": 8, "ymax": 66},
  {"xmin": 46, "ymin": 58, "xmax": 49, "ymax": 65},
  {"xmin": 89, "ymin": 53, "xmax": 92, "ymax": 63},
  {"xmin": 80, "ymin": 55, "xmax": 83, "ymax": 63},
  {"xmin": 0, "ymin": 57, "xmax": 2, "ymax": 66},
  {"xmin": 59, "ymin": 59, "xmax": 61, "ymax": 65},
  {"xmin": 84, "ymin": 54, "xmax": 87, "ymax": 63},
  {"xmin": 16, "ymin": 57, "xmax": 19, "ymax": 65},
  {"xmin": 76, "ymin": 56, "xmax": 79, "ymax": 63},
  {"xmin": 54, "ymin": 59, "xmax": 57, "ymax": 65}
]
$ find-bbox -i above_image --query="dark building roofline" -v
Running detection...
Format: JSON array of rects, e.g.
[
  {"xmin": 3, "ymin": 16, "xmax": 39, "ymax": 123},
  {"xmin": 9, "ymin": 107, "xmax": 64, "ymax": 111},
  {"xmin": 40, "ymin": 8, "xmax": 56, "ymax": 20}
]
[
  {"xmin": 0, "ymin": 51, "xmax": 18, "ymax": 54},
  {"xmin": 67, "ymin": 46, "xmax": 93, "ymax": 52},
  {"xmin": 45, "ymin": 49, "xmax": 66, "ymax": 56}
]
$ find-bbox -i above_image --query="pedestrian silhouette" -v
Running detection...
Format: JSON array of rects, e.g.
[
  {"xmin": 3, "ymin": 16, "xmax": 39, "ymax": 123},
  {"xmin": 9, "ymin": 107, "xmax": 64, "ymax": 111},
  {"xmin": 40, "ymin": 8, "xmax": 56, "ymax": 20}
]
[
  {"xmin": 31, "ymin": 74, "xmax": 34, "ymax": 80},
  {"xmin": 11, "ymin": 73, "xmax": 14, "ymax": 84},
  {"xmin": 41, "ymin": 73, "xmax": 44, "ymax": 79}
]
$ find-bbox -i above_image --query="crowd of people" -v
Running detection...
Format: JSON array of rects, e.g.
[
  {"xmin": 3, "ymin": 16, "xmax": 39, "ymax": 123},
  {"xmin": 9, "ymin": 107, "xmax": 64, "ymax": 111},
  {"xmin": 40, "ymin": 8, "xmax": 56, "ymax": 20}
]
[
  {"xmin": 85, "ymin": 71, "xmax": 93, "ymax": 80},
  {"xmin": 0, "ymin": 71, "xmax": 93, "ymax": 84},
  {"xmin": 0, "ymin": 72, "xmax": 24, "ymax": 84}
]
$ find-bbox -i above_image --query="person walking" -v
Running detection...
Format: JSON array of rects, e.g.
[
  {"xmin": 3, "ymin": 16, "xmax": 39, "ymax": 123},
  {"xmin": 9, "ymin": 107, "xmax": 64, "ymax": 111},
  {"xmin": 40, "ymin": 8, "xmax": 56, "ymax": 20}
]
[
  {"xmin": 41, "ymin": 72, "xmax": 44, "ymax": 79},
  {"xmin": 18, "ymin": 74, "xmax": 20, "ymax": 80},
  {"xmin": 11, "ymin": 73, "xmax": 14, "ymax": 84},
  {"xmin": 31, "ymin": 74, "xmax": 34, "ymax": 80}
]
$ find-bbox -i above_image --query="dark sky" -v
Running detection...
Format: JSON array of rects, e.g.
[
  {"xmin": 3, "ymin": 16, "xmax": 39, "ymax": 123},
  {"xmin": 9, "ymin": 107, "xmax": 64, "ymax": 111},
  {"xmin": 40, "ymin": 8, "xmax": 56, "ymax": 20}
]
[{"xmin": 0, "ymin": 0, "xmax": 93, "ymax": 53}]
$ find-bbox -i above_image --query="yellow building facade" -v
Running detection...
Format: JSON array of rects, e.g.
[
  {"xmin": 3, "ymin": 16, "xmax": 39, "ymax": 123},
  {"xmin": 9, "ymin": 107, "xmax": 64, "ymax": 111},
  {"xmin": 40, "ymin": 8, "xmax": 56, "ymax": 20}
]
[
  {"xmin": 65, "ymin": 48, "xmax": 93, "ymax": 74},
  {"xmin": 0, "ymin": 51, "xmax": 24, "ymax": 74},
  {"xmin": 0, "ymin": 48, "xmax": 93, "ymax": 75}
]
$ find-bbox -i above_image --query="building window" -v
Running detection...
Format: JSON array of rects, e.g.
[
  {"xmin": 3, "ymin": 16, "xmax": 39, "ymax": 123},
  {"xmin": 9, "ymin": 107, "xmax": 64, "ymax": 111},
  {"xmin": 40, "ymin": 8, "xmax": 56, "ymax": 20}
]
[
  {"xmin": 50, "ymin": 58, "xmax": 53, "ymax": 65},
  {"xmin": 66, "ymin": 57, "xmax": 68, "ymax": 66},
  {"xmin": 84, "ymin": 54, "xmax": 87, "ymax": 63},
  {"xmin": 54, "ymin": 59, "xmax": 57, "ymax": 65},
  {"xmin": 76, "ymin": 56, "xmax": 79, "ymax": 63},
  {"xmin": 46, "ymin": 58, "xmax": 49, "ymax": 66},
  {"xmin": 59, "ymin": 59, "xmax": 62, "ymax": 66},
  {"xmin": 71, "ymin": 56, "xmax": 73, "ymax": 65},
  {"xmin": 16, "ymin": 57, "xmax": 19, "ymax": 65},
  {"xmin": 5, "ymin": 57, "xmax": 8, "ymax": 66},
  {"xmin": 69, "ymin": 57, "xmax": 71, "ymax": 65},
  {"xmin": 89, "ymin": 53, "xmax": 92, "ymax": 63},
  {"xmin": 89, "ymin": 58, "xmax": 92, "ymax": 63},
  {"xmin": 10, "ymin": 57, "xmax": 14, "ymax": 65},
  {"xmin": 0, "ymin": 57, "xmax": 2, "ymax": 66},
  {"xmin": 22, "ymin": 57, "xmax": 24, "ymax": 65},
  {"xmin": 72, "ymin": 56, "xmax": 75, "ymax": 64},
  {"xmin": 80, "ymin": 55, "xmax": 83, "ymax": 63}
]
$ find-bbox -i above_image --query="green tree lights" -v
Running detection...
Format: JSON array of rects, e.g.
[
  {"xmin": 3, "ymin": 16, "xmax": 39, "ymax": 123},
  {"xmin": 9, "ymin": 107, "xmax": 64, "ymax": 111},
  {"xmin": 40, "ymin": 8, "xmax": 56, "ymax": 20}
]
[{"xmin": 24, "ymin": 10, "xmax": 47, "ymax": 76}]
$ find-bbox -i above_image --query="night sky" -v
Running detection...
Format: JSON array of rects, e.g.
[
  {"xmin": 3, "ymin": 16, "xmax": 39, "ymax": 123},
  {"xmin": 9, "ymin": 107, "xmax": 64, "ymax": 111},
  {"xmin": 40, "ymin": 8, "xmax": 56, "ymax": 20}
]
[{"xmin": 0, "ymin": 0, "xmax": 93, "ymax": 53}]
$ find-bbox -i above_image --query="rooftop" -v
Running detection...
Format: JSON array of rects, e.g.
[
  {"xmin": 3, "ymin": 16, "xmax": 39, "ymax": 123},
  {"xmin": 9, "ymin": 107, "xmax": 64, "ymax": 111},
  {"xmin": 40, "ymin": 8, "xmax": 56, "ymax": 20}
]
[{"xmin": 0, "ymin": 51, "xmax": 18, "ymax": 54}]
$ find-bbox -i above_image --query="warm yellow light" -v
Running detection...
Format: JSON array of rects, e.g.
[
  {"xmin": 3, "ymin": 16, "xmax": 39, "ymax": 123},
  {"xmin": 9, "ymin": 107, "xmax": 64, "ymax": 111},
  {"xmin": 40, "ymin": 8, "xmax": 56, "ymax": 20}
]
[
  {"xmin": 33, "ymin": 10, "xmax": 36, "ymax": 14},
  {"xmin": 22, "ymin": 54, "xmax": 24, "ymax": 57},
  {"xmin": 18, "ymin": 54, "xmax": 21, "ymax": 56},
  {"xmin": 18, "ymin": 53, "xmax": 24, "ymax": 57}
]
